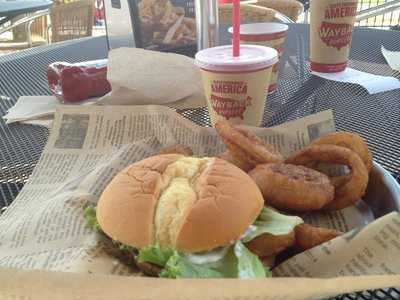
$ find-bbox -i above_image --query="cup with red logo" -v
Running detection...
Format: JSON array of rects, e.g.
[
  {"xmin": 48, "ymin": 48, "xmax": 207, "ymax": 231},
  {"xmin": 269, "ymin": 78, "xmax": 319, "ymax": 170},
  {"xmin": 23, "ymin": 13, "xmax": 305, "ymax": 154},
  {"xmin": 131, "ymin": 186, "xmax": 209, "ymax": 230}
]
[
  {"xmin": 310, "ymin": 0, "xmax": 358, "ymax": 72},
  {"xmin": 195, "ymin": 45, "xmax": 278, "ymax": 126},
  {"xmin": 228, "ymin": 23, "xmax": 289, "ymax": 94}
]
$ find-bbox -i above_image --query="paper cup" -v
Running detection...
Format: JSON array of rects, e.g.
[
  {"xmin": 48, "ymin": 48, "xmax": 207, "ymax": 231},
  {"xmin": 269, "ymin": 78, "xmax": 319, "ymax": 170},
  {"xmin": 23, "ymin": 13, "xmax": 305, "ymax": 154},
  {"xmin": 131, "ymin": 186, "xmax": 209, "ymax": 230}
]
[
  {"xmin": 195, "ymin": 45, "xmax": 278, "ymax": 126},
  {"xmin": 229, "ymin": 23, "xmax": 289, "ymax": 94},
  {"xmin": 310, "ymin": 0, "xmax": 358, "ymax": 73}
]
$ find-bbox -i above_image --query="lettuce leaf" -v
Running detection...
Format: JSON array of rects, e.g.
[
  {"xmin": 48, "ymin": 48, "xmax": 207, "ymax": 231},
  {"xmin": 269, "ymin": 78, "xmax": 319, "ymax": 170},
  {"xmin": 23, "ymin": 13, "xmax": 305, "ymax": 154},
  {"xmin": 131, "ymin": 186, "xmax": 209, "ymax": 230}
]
[
  {"xmin": 160, "ymin": 253, "xmax": 224, "ymax": 278},
  {"xmin": 184, "ymin": 246, "xmax": 230, "ymax": 265},
  {"xmin": 137, "ymin": 244, "xmax": 176, "ymax": 266},
  {"xmin": 138, "ymin": 246, "xmax": 224, "ymax": 278},
  {"xmin": 142, "ymin": 242, "xmax": 269, "ymax": 279},
  {"xmin": 242, "ymin": 207, "xmax": 303, "ymax": 243},
  {"xmin": 203, "ymin": 249, "xmax": 238, "ymax": 278},
  {"xmin": 234, "ymin": 240, "xmax": 268, "ymax": 278},
  {"xmin": 202, "ymin": 241, "xmax": 268, "ymax": 278},
  {"xmin": 84, "ymin": 205, "xmax": 283, "ymax": 279},
  {"xmin": 83, "ymin": 205, "xmax": 101, "ymax": 231}
]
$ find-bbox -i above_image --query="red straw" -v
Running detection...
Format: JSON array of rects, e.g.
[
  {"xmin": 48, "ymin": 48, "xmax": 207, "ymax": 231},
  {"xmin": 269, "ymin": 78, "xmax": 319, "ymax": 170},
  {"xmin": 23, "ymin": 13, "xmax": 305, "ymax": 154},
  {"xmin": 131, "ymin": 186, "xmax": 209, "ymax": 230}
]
[{"xmin": 232, "ymin": 0, "xmax": 240, "ymax": 57}]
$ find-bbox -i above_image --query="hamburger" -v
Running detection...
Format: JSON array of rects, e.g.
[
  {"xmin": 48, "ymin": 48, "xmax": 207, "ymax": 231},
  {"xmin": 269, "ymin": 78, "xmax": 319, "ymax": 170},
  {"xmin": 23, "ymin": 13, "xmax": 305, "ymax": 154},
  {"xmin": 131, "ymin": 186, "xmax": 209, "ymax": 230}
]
[{"xmin": 84, "ymin": 154, "xmax": 303, "ymax": 278}]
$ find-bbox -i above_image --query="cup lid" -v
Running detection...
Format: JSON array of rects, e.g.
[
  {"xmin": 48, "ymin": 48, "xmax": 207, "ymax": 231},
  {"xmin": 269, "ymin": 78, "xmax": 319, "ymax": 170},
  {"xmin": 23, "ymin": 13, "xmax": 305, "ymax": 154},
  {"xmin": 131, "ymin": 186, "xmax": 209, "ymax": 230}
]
[
  {"xmin": 228, "ymin": 23, "xmax": 289, "ymax": 35},
  {"xmin": 195, "ymin": 45, "xmax": 278, "ymax": 72}
]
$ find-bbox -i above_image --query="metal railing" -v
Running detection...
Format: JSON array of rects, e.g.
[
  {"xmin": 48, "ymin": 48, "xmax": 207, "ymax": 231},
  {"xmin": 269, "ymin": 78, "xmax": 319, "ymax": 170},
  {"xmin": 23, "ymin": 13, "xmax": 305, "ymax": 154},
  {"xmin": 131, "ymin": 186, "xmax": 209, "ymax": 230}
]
[
  {"xmin": 0, "ymin": 10, "xmax": 50, "ymax": 47},
  {"xmin": 356, "ymin": 0, "xmax": 400, "ymax": 28}
]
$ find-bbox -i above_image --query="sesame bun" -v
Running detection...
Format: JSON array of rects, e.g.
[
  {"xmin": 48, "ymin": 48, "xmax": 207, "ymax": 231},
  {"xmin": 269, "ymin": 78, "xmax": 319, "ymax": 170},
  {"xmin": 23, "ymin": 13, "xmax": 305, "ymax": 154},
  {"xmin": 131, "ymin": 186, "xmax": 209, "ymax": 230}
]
[{"xmin": 96, "ymin": 154, "xmax": 264, "ymax": 253}]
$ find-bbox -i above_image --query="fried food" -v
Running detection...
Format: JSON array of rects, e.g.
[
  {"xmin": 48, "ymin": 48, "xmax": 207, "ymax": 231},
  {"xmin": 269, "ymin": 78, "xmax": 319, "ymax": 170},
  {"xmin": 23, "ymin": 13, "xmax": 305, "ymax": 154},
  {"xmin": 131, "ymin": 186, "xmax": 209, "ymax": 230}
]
[
  {"xmin": 330, "ymin": 174, "xmax": 351, "ymax": 189},
  {"xmin": 217, "ymin": 150, "xmax": 254, "ymax": 172},
  {"xmin": 246, "ymin": 231, "xmax": 296, "ymax": 257},
  {"xmin": 311, "ymin": 131, "xmax": 373, "ymax": 172},
  {"xmin": 138, "ymin": 0, "xmax": 196, "ymax": 46},
  {"xmin": 295, "ymin": 223, "xmax": 342, "ymax": 251},
  {"xmin": 249, "ymin": 164, "xmax": 334, "ymax": 211},
  {"xmin": 215, "ymin": 120, "xmax": 284, "ymax": 169},
  {"xmin": 260, "ymin": 255, "xmax": 275, "ymax": 268},
  {"xmin": 286, "ymin": 145, "xmax": 369, "ymax": 210},
  {"xmin": 158, "ymin": 144, "xmax": 193, "ymax": 156}
]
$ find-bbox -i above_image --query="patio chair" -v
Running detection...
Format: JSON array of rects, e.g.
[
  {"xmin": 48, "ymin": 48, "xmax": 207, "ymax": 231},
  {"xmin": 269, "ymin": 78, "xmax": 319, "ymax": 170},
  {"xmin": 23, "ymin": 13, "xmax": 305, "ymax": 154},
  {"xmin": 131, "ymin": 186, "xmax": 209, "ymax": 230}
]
[
  {"xmin": 0, "ymin": 9, "xmax": 50, "ymax": 49},
  {"xmin": 253, "ymin": 0, "xmax": 304, "ymax": 22},
  {"xmin": 219, "ymin": 3, "xmax": 276, "ymax": 24},
  {"xmin": 48, "ymin": 0, "xmax": 94, "ymax": 43}
]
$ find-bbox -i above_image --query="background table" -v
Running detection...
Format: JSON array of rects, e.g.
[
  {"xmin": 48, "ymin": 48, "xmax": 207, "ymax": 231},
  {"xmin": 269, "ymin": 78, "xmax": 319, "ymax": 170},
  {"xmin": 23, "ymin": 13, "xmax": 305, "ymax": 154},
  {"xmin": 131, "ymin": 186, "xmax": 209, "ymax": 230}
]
[
  {"xmin": 0, "ymin": 0, "xmax": 52, "ymax": 26},
  {"xmin": 0, "ymin": 24, "xmax": 399, "ymax": 299}
]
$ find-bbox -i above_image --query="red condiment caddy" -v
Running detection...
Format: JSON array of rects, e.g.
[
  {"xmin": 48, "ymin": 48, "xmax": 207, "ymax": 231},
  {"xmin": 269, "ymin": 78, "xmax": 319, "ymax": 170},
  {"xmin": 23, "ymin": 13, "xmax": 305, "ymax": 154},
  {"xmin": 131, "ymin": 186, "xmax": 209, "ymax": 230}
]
[{"xmin": 47, "ymin": 59, "xmax": 111, "ymax": 103}]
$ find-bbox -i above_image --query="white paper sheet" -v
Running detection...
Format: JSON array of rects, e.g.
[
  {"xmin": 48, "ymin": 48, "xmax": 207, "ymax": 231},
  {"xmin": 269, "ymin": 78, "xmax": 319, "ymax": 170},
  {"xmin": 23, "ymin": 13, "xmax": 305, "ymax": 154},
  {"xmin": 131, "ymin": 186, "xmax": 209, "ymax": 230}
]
[
  {"xmin": 382, "ymin": 46, "xmax": 400, "ymax": 72},
  {"xmin": 312, "ymin": 67, "xmax": 400, "ymax": 94},
  {"xmin": 3, "ymin": 95, "xmax": 58, "ymax": 124},
  {"xmin": 3, "ymin": 96, "xmax": 97, "ymax": 126},
  {"xmin": 19, "ymin": 117, "xmax": 54, "ymax": 128}
]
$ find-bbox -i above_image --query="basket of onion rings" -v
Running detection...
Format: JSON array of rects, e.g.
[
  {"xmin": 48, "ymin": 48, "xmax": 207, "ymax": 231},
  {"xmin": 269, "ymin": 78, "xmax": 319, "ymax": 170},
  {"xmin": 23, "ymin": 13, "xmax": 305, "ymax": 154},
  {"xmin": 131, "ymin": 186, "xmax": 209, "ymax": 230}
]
[{"xmin": 210, "ymin": 120, "xmax": 398, "ymax": 258}]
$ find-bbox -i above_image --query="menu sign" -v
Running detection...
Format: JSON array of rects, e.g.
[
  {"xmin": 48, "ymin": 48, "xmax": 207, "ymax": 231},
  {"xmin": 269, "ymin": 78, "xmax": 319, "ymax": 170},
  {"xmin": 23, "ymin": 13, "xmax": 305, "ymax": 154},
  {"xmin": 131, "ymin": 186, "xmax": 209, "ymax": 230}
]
[{"xmin": 137, "ymin": 0, "xmax": 196, "ymax": 50}]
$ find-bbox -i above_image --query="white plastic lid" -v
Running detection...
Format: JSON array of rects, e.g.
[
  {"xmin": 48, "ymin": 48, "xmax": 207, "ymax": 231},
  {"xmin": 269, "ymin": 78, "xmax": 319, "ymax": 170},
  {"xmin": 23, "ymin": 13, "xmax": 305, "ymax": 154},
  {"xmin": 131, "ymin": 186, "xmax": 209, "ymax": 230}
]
[
  {"xmin": 228, "ymin": 23, "xmax": 289, "ymax": 35},
  {"xmin": 195, "ymin": 45, "xmax": 278, "ymax": 72}
]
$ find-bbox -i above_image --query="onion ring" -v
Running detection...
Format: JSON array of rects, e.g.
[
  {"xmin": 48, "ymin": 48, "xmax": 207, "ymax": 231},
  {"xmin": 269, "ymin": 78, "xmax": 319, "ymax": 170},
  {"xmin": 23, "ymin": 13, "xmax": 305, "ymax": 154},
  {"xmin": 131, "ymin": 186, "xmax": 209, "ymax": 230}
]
[
  {"xmin": 311, "ymin": 131, "xmax": 373, "ymax": 172},
  {"xmin": 246, "ymin": 231, "xmax": 295, "ymax": 257},
  {"xmin": 330, "ymin": 174, "xmax": 351, "ymax": 189},
  {"xmin": 286, "ymin": 145, "xmax": 369, "ymax": 210},
  {"xmin": 217, "ymin": 150, "xmax": 254, "ymax": 172},
  {"xmin": 261, "ymin": 255, "xmax": 276, "ymax": 268},
  {"xmin": 295, "ymin": 223, "xmax": 342, "ymax": 251},
  {"xmin": 215, "ymin": 120, "xmax": 283, "ymax": 168},
  {"xmin": 249, "ymin": 163, "xmax": 334, "ymax": 211}
]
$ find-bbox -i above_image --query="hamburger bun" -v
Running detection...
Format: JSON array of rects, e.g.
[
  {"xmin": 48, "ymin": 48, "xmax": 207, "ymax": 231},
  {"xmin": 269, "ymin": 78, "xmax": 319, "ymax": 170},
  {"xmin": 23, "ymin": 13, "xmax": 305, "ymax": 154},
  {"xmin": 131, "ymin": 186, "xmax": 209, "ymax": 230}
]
[{"xmin": 96, "ymin": 154, "xmax": 264, "ymax": 253}]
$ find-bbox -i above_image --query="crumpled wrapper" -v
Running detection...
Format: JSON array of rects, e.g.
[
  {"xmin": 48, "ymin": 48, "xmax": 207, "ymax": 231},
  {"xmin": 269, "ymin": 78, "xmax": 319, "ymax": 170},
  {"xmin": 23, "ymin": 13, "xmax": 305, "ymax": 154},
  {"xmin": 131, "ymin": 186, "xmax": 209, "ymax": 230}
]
[{"xmin": 98, "ymin": 48, "xmax": 206, "ymax": 109}]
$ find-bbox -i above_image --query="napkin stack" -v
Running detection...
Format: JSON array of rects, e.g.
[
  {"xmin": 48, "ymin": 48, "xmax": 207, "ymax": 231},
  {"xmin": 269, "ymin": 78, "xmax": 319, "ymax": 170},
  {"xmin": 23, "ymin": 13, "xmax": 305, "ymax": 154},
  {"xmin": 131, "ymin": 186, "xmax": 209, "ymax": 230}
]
[
  {"xmin": 3, "ymin": 96, "xmax": 57, "ymax": 128},
  {"xmin": 2, "ymin": 96, "xmax": 97, "ymax": 128}
]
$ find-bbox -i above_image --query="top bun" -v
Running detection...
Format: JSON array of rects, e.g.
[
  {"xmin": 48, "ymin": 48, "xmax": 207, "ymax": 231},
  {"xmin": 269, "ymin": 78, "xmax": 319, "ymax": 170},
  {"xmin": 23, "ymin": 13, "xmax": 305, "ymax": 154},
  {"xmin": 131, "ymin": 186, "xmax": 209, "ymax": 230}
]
[{"xmin": 96, "ymin": 154, "xmax": 264, "ymax": 253}]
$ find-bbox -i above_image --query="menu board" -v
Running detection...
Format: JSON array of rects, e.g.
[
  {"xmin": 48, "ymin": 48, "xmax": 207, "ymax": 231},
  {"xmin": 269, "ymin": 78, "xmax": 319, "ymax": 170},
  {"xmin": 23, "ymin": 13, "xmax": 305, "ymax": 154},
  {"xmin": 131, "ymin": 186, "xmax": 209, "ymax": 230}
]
[{"xmin": 136, "ymin": 0, "xmax": 196, "ymax": 51}]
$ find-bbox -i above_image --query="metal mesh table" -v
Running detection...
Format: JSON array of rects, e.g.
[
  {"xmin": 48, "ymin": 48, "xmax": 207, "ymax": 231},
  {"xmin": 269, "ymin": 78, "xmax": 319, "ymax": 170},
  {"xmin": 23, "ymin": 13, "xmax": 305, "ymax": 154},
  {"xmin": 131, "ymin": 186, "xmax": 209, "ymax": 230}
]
[
  {"xmin": 0, "ymin": 37, "xmax": 108, "ymax": 209},
  {"xmin": 0, "ymin": 24, "xmax": 399, "ymax": 299}
]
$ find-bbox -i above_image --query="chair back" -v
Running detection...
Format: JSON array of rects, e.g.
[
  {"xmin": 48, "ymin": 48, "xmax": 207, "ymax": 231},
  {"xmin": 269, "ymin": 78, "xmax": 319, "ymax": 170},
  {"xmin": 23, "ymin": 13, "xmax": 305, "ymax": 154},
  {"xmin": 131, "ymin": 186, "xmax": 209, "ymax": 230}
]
[
  {"xmin": 50, "ymin": 0, "xmax": 94, "ymax": 43},
  {"xmin": 253, "ymin": 0, "xmax": 303, "ymax": 21},
  {"xmin": 219, "ymin": 3, "xmax": 276, "ymax": 24}
]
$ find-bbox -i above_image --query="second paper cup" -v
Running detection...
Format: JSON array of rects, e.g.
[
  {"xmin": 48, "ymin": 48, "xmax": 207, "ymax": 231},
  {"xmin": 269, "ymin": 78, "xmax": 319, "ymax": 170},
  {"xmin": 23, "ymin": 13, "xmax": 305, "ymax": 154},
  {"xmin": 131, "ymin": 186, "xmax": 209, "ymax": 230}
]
[
  {"xmin": 195, "ymin": 45, "xmax": 278, "ymax": 127},
  {"xmin": 229, "ymin": 23, "xmax": 289, "ymax": 94}
]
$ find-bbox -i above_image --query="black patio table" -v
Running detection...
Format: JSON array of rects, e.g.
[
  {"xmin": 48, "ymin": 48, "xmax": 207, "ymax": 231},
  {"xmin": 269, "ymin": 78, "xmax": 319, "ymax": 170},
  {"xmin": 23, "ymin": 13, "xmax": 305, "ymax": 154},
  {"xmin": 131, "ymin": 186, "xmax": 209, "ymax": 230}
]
[
  {"xmin": 0, "ymin": 24, "xmax": 399, "ymax": 299},
  {"xmin": 0, "ymin": 0, "xmax": 53, "ymax": 26}
]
